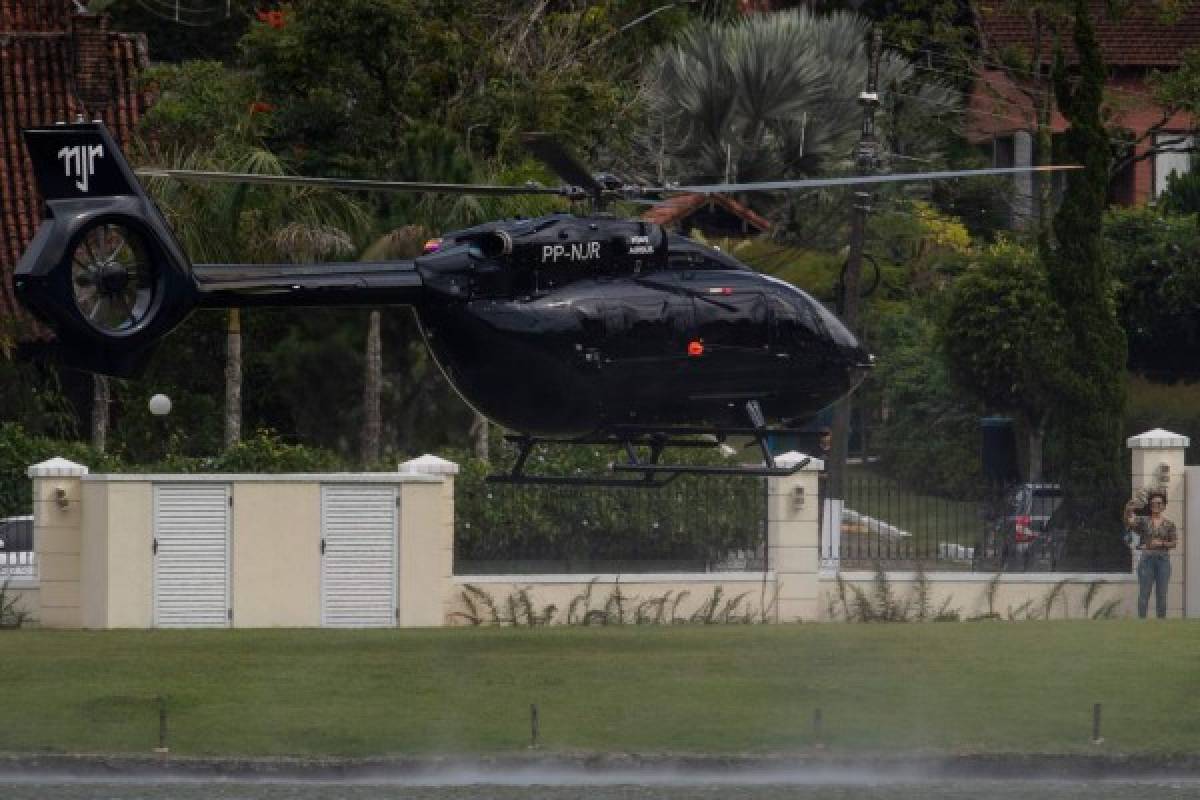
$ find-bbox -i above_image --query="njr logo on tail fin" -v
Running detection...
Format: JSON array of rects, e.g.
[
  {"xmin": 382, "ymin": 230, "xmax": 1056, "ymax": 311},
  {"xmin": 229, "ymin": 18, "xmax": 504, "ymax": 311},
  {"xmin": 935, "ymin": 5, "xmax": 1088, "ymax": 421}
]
[{"xmin": 57, "ymin": 144, "xmax": 104, "ymax": 192}]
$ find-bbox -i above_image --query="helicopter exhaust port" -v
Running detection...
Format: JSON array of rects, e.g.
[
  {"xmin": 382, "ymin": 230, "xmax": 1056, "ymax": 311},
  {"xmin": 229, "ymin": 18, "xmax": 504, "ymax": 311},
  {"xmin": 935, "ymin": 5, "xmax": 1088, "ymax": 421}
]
[{"xmin": 467, "ymin": 231, "xmax": 513, "ymax": 259}]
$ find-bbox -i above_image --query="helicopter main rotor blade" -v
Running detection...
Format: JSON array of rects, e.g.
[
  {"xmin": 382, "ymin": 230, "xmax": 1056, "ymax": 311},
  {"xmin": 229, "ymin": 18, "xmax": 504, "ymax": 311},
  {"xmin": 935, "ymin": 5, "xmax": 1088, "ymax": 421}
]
[
  {"xmin": 656, "ymin": 165, "xmax": 1081, "ymax": 195},
  {"xmin": 134, "ymin": 168, "xmax": 568, "ymax": 197},
  {"xmin": 519, "ymin": 132, "xmax": 604, "ymax": 195}
]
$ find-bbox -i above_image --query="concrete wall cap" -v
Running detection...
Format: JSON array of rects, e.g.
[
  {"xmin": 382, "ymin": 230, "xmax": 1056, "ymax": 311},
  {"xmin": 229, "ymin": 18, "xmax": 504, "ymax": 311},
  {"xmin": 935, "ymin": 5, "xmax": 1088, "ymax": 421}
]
[
  {"xmin": 82, "ymin": 472, "xmax": 440, "ymax": 483},
  {"xmin": 774, "ymin": 451, "xmax": 823, "ymax": 471},
  {"xmin": 399, "ymin": 454, "xmax": 460, "ymax": 476},
  {"xmin": 27, "ymin": 457, "xmax": 89, "ymax": 478},
  {"xmin": 1127, "ymin": 429, "xmax": 1190, "ymax": 449}
]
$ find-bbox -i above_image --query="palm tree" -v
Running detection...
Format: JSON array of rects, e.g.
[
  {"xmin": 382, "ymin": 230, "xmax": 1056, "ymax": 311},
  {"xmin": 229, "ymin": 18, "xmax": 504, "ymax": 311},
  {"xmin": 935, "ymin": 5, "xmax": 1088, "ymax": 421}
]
[
  {"xmin": 641, "ymin": 8, "xmax": 958, "ymax": 186},
  {"xmin": 357, "ymin": 226, "xmax": 431, "ymax": 467},
  {"xmin": 141, "ymin": 144, "xmax": 370, "ymax": 452}
]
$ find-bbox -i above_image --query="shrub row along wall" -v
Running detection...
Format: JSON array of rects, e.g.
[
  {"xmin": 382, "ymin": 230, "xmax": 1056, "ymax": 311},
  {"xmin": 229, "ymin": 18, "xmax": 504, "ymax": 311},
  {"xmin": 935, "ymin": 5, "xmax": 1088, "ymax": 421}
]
[
  {"xmin": 822, "ymin": 571, "xmax": 1133, "ymax": 622},
  {"xmin": 449, "ymin": 575, "xmax": 780, "ymax": 626}
]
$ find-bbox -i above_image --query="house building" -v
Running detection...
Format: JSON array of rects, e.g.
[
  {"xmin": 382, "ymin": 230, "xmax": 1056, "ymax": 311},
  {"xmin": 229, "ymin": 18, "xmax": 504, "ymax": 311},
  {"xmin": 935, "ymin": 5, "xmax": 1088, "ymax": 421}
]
[
  {"xmin": 641, "ymin": 192, "xmax": 771, "ymax": 239},
  {"xmin": 968, "ymin": 1, "xmax": 1200, "ymax": 223},
  {"xmin": 0, "ymin": 0, "xmax": 150, "ymax": 333}
]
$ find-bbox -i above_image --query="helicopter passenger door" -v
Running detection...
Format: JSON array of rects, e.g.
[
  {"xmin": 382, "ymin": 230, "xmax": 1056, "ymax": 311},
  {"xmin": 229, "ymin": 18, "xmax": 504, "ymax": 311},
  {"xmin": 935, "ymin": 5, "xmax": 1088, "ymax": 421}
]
[
  {"xmin": 691, "ymin": 291, "xmax": 771, "ymax": 382},
  {"xmin": 598, "ymin": 291, "xmax": 692, "ymax": 397},
  {"xmin": 692, "ymin": 292, "xmax": 769, "ymax": 347},
  {"xmin": 601, "ymin": 295, "xmax": 691, "ymax": 357}
]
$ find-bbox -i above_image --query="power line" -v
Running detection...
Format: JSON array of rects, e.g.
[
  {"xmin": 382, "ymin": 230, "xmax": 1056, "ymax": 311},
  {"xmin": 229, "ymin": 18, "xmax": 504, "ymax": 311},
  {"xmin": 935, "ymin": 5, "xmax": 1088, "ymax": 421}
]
[{"xmin": 135, "ymin": 0, "xmax": 231, "ymax": 26}]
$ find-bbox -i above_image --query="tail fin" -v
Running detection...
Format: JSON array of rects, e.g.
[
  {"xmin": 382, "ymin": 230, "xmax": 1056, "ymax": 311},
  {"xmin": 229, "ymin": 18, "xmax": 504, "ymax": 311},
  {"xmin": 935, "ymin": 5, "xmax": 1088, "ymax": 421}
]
[
  {"xmin": 14, "ymin": 123, "xmax": 198, "ymax": 377},
  {"xmin": 24, "ymin": 122, "xmax": 143, "ymax": 200}
]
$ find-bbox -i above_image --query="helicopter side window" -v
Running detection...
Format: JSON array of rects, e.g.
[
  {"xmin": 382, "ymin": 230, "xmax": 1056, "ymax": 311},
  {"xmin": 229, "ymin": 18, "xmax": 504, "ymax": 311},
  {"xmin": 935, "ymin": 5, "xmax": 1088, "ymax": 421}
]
[
  {"xmin": 667, "ymin": 252, "xmax": 742, "ymax": 271},
  {"xmin": 603, "ymin": 294, "xmax": 690, "ymax": 359},
  {"xmin": 693, "ymin": 292, "xmax": 769, "ymax": 351}
]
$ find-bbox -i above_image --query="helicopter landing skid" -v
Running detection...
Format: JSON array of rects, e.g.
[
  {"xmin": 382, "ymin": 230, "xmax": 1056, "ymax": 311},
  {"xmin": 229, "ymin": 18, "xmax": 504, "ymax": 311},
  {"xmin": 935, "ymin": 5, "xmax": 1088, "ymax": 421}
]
[{"xmin": 487, "ymin": 401, "xmax": 811, "ymax": 488}]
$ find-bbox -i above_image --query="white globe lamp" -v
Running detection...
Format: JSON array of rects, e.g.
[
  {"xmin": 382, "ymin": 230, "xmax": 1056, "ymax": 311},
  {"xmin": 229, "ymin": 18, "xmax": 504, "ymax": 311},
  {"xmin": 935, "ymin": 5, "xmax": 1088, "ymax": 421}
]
[{"xmin": 148, "ymin": 393, "xmax": 172, "ymax": 417}]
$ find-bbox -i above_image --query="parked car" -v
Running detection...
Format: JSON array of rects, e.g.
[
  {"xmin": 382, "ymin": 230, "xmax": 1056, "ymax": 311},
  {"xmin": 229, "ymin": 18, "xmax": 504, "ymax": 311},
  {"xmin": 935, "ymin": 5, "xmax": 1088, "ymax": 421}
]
[
  {"xmin": 1005, "ymin": 483, "xmax": 1063, "ymax": 549},
  {"xmin": 976, "ymin": 484, "xmax": 1064, "ymax": 570},
  {"xmin": 0, "ymin": 515, "xmax": 33, "ymax": 552}
]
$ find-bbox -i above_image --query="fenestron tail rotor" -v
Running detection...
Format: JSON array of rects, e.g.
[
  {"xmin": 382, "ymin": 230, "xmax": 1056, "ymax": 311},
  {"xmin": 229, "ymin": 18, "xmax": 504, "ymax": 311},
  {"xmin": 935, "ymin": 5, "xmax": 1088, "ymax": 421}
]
[{"xmin": 69, "ymin": 222, "xmax": 159, "ymax": 333}]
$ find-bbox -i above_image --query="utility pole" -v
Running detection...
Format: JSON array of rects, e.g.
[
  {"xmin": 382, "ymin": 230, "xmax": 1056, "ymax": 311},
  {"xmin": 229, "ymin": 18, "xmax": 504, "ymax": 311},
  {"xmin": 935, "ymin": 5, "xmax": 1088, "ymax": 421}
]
[{"xmin": 828, "ymin": 25, "xmax": 882, "ymax": 498}]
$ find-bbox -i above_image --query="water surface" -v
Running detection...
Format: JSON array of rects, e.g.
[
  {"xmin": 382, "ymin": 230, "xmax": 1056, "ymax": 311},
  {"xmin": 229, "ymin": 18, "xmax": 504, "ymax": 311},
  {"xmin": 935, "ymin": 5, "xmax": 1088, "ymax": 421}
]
[{"xmin": 4, "ymin": 776, "xmax": 1200, "ymax": 800}]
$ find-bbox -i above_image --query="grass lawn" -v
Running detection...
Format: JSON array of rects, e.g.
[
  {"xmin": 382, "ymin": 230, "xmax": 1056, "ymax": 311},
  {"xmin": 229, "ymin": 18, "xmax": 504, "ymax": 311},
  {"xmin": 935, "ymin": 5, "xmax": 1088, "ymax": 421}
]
[{"xmin": 1, "ymin": 622, "xmax": 1198, "ymax": 758}]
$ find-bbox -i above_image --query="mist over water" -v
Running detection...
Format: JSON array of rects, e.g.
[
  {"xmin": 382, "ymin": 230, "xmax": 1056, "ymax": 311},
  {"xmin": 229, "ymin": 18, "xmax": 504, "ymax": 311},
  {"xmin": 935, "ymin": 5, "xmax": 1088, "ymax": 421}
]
[{"xmin": 4, "ymin": 770, "xmax": 1200, "ymax": 800}]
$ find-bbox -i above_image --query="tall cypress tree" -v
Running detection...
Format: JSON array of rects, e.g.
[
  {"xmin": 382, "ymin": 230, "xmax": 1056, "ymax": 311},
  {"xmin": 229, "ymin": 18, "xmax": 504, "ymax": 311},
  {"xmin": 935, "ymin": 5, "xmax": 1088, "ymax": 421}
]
[{"xmin": 1048, "ymin": 0, "xmax": 1127, "ymax": 492}]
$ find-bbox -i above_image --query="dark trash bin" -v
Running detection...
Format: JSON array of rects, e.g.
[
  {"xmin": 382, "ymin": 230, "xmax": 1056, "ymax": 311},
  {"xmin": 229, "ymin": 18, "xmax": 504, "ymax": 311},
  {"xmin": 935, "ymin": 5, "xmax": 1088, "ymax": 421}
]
[{"xmin": 980, "ymin": 416, "xmax": 1018, "ymax": 484}]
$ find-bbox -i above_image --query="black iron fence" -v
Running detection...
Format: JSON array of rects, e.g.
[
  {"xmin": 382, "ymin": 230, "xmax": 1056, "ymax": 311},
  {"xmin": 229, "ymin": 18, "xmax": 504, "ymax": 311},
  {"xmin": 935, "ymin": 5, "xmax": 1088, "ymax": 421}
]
[
  {"xmin": 827, "ymin": 470, "xmax": 1135, "ymax": 573},
  {"xmin": 0, "ymin": 515, "xmax": 33, "ymax": 551},
  {"xmin": 455, "ymin": 476, "xmax": 768, "ymax": 575}
]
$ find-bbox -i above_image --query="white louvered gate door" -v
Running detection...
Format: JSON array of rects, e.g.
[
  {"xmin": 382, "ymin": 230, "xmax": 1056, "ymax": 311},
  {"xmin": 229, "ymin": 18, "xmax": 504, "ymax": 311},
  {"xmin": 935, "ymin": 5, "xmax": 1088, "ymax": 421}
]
[
  {"xmin": 321, "ymin": 485, "xmax": 397, "ymax": 627},
  {"xmin": 153, "ymin": 484, "xmax": 231, "ymax": 628}
]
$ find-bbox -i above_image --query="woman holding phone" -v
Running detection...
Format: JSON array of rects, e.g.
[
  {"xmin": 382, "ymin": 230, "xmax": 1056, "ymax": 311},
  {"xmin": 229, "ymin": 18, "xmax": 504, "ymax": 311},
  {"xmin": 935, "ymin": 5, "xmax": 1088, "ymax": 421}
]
[{"xmin": 1126, "ymin": 489, "xmax": 1177, "ymax": 619}]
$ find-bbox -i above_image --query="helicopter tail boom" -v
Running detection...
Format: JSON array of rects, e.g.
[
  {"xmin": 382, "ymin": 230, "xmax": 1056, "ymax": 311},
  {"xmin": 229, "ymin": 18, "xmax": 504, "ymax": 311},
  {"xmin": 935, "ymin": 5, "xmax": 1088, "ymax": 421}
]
[
  {"xmin": 14, "ymin": 122, "xmax": 430, "ymax": 377},
  {"xmin": 193, "ymin": 261, "xmax": 422, "ymax": 309}
]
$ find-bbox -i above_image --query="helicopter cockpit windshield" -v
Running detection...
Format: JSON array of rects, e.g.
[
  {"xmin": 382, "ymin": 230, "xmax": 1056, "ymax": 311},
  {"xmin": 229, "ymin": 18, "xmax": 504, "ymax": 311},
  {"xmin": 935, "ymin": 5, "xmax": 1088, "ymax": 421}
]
[{"xmin": 809, "ymin": 295, "xmax": 860, "ymax": 349}]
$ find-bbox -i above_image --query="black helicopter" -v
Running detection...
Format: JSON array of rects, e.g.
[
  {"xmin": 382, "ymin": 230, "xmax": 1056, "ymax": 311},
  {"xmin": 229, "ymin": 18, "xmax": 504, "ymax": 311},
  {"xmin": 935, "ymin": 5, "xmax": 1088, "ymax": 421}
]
[{"xmin": 13, "ymin": 122, "xmax": 1074, "ymax": 485}]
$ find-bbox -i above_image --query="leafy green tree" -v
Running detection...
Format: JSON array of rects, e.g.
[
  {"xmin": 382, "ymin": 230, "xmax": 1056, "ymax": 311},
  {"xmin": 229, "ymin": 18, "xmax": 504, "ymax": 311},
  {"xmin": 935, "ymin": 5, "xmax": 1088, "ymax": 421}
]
[
  {"xmin": 869, "ymin": 309, "xmax": 984, "ymax": 496},
  {"xmin": 239, "ymin": 0, "xmax": 689, "ymax": 175},
  {"xmin": 1046, "ymin": 0, "xmax": 1126, "ymax": 491},
  {"xmin": 1106, "ymin": 206, "xmax": 1200, "ymax": 375},
  {"xmin": 137, "ymin": 61, "xmax": 259, "ymax": 153},
  {"xmin": 868, "ymin": 0, "xmax": 978, "ymax": 81},
  {"xmin": 940, "ymin": 240, "xmax": 1066, "ymax": 480},
  {"xmin": 1157, "ymin": 168, "xmax": 1200, "ymax": 215}
]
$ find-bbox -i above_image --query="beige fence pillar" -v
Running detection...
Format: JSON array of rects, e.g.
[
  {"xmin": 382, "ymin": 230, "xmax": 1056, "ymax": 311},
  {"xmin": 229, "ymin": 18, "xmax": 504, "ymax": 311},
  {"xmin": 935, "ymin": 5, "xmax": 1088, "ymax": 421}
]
[
  {"xmin": 1127, "ymin": 429, "xmax": 1189, "ymax": 617},
  {"xmin": 397, "ymin": 454, "xmax": 458, "ymax": 627},
  {"xmin": 28, "ymin": 457, "xmax": 89, "ymax": 628},
  {"xmin": 768, "ymin": 451, "xmax": 823, "ymax": 622}
]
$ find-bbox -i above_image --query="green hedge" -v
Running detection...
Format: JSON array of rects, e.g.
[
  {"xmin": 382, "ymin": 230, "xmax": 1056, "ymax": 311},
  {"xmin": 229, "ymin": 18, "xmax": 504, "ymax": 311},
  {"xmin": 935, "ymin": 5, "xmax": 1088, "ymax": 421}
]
[
  {"xmin": 454, "ymin": 442, "xmax": 767, "ymax": 565},
  {"xmin": 0, "ymin": 424, "xmax": 345, "ymax": 518},
  {"xmin": 0, "ymin": 423, "xmax": 122, "ymax": 517}
]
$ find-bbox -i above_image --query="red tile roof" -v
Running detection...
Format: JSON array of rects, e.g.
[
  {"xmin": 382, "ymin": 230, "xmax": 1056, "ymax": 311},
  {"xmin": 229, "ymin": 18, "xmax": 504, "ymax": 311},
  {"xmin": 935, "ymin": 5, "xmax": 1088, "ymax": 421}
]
[
  {"xmin": 1, "ymin": 0, "xmax": 74, "ymax": 32},
  {"xmin": 641, "ymin": 193, "xmax": 771, "ymax": 233},
  {"xmin": 0, "ymin": 2, "xmax": 149, "ymax": 333},
  {"xmin": 978, "ymin": 1, "xmax": 1200, "ymax": 67}
]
